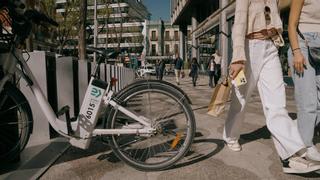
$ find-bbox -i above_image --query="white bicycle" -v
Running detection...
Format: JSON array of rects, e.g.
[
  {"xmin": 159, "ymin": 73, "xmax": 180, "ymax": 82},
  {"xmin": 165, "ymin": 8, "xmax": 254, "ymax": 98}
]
[{"xmin": 0, "ymin": 5, "xmax": 196, "ymax": 171}]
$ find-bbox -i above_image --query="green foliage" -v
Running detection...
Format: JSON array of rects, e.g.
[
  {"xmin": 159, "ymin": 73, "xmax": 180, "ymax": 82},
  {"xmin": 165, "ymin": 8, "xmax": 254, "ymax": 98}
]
[
  {"xmin": 41, "ymin": 0, "xmax": 56, "ymax": 18},
  {"xmin": 56, "ymin": 0, "xmax": 81, "ymax": 50}
]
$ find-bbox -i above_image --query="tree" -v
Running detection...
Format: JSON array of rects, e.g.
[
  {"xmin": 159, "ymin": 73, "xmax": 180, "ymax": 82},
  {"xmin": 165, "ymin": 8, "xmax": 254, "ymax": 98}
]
[
  {"xmin": 101, "ymin": 0, "xmax": 113, "ymax": 49},
  {"xmin": 55, "ymin": 0, "xmax": 80, "ymax": 55},
  {"xmin": 78, "ymin": 0, "xmax": 87, "ymax": 61}
]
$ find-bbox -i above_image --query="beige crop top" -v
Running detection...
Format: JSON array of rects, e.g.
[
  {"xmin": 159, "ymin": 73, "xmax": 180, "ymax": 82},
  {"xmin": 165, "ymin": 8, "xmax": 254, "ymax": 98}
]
[{"xmin": 232, "ymin": 0, "xmax": 283, "ymax": 63}]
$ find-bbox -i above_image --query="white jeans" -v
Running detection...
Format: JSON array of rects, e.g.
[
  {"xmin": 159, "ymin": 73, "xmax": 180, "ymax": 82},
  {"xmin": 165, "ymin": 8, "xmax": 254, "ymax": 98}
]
[
  {"xmin": 175, "ymin": 69, "xmax": 181, "ymax": 83},
  {"xmin": 223, "ymin": 39, "xmax": 305, "ymax": 159}
]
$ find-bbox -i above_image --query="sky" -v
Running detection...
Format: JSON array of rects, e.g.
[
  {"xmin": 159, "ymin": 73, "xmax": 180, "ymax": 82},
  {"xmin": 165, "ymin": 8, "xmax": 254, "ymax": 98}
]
[{"xmin": 143, "ymin": 0, "xmax": 170, "ymax": 21}]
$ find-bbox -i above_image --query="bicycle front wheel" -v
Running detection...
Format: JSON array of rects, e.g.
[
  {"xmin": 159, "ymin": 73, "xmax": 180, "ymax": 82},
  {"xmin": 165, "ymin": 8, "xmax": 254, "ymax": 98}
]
[
  {"xmin": 0, "ymin": 83, "xmax": 33, "ymax": 162},
  {"xmin": 105, "ymin": 81, "xmax": 196, "ymax": 171}
]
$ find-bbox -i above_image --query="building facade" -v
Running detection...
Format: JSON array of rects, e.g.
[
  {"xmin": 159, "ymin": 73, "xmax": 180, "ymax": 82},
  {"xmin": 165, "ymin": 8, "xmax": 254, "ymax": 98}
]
[
  {"xmin": 56, "ymin": 0, "xmax": 150, "ymax": 59},
  {"xmin": 171, "ymin": 0, "xmax": 292, "ymax": 76},
  {"xmin": 145, "ymin": 20, "xmax": 191, "ymax": 61},
  {"xmin": 171, "ymin": 0, "xmax": 232, "ymax": 76}
]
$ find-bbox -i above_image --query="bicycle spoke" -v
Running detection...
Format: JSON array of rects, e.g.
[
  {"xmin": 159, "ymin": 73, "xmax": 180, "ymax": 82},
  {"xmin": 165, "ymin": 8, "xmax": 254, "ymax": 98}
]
[
  {"xmin": 153, "ymin": 95, "xmax": 186, "ymax": 125},
  {"xmin": 0, "ymin": 101, "xmax": 27, "ymax": 115}
]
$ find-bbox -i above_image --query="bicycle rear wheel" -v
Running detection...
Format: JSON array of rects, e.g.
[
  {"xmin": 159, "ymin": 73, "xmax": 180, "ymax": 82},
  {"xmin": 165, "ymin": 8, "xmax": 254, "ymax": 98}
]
[
  {"xmin": 0, "ymin": 83, "xmax": 33, "ymax": 162},
  {"xmin": 105, "ymin": 81, "xmax": 196, "ymax": 171}
]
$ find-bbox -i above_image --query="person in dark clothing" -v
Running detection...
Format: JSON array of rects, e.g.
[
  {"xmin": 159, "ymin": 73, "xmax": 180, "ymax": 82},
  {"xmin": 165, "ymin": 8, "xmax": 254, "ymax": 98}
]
[
  {"xmin": 213, "ymin": 51, "xmax": 222, "ymax": 85},
  {"xmin": 159, "ymin": 59, "xmax": 165, "ymax": 80},
  {"xmin": 207, "ymin": 55, "xmax": 216, "ymax": 88},
  {"xmin": 190, "ymin": 57, "xmax": 200, "ymax": 87},
  {"xmin": 174, "ymin": 53, "xmax": 184, "ymax": 85},
  {"xmin": 155, "ymin": 60, "xmax": 161, "ymax": 80}
]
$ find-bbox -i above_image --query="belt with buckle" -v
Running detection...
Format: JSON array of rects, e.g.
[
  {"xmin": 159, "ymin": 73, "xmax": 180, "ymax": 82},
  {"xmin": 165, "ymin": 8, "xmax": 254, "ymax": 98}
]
[{"xmin": 246, "ymin": 28, "xmax": 278, "ymax": 40}]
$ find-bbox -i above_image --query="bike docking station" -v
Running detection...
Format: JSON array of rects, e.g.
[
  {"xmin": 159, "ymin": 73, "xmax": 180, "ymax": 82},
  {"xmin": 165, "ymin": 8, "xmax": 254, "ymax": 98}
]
[{"xmin": 0, "ymin": 51, "xmax": 135, "ymax": 179}]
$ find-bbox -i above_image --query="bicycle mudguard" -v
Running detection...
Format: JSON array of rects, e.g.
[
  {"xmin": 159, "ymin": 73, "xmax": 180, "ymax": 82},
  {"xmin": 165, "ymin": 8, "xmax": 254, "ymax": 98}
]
[{"xmin": 70, "ymin": 77, "xmax": 108, "ymax": 149}]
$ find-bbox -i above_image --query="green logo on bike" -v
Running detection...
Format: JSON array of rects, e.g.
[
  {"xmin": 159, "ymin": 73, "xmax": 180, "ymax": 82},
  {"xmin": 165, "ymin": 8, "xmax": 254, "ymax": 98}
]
[{"xmin": 91, "ymin": 87, "xmax": 101, "ymax": 98}]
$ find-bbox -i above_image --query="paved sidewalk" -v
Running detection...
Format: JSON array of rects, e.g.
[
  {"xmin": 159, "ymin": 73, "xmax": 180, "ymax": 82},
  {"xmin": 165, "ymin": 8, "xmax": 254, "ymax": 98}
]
[{"xmin": 41, "ymin": 75, "xmax": 320, "ymax": 180}]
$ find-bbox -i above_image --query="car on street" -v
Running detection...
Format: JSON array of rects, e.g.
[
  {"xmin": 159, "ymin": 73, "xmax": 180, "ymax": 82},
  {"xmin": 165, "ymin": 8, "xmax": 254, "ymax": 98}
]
[{"xmin": 136, "ymin": 65, "xmax": 156, "ymax": 77}]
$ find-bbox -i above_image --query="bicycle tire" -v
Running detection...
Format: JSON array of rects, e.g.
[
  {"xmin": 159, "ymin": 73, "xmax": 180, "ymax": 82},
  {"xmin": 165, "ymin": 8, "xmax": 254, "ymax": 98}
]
[
  {"xmin": 0, "ymin": 83, "xmax": 33, "ymax": 162},
  {"xmin": 114, "ymin": 79, "xmax": 192, "ymax": 105},
  {"xmin": 105, "ymin": 81, "xmax": 196, "ymax": 171}
]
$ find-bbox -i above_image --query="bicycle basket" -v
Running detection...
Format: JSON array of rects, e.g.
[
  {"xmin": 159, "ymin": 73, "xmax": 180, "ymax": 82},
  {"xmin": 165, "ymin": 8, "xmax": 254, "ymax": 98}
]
[{"xmin": 0, "ymin": 8, "xmax": 14, "ymax": 53}]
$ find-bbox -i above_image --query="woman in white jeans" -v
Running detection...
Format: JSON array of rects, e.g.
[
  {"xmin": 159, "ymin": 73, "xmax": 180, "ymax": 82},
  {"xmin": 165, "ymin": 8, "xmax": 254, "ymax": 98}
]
[
  {"xmin": 224, "ymin": 0, "xmax": 320, "ymax": 174},
  {"xmin": 287, "ymin": 0, "xmax": 320, "ymax": 162}
]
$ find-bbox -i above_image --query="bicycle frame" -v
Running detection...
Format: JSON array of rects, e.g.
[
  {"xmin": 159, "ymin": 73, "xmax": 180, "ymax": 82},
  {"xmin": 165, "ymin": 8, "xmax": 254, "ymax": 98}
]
[{"xmin": 0, "ymin": 48, "xmax": 156, "ymax": 150}]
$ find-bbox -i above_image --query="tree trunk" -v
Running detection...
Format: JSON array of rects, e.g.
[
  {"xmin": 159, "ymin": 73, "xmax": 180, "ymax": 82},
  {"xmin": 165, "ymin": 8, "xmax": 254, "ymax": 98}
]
[{"xmin": 78, "ymin": 0, "xmax": 87, "ymax": 61}]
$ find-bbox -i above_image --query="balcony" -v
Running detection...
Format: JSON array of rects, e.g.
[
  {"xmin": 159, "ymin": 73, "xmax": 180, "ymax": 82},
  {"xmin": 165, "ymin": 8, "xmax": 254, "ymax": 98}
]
[
  {"xmin": 173, "ymin": 36, "xmax": 180, "ymax": 41},
  {"xmin": 150, "ymin": 36, "xmax": 158, "ymax": 41}
]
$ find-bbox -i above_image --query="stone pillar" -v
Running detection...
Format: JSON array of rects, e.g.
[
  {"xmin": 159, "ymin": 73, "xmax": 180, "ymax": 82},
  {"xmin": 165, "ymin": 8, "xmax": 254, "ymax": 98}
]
[
  {"xmin": 192, "ymin": 11, "xmax": 199, "ymax": 60},
  {"xmin": 179, "ymin": 24, "xmax": 187, "ymax": 61},
  {"xmin": 219, "ymin": 0, "xmax": 229, "ymax": 77}
]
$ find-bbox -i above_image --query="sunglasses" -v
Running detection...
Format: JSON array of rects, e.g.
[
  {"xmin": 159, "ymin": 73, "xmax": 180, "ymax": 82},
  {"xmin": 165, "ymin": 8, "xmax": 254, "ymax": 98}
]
[{"xmin": 265, "ymin": 6, "xmax": 271, "ymax": 25}]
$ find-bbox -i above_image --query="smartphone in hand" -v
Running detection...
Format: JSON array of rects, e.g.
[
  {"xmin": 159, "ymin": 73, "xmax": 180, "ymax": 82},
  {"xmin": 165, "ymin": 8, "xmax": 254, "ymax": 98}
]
[{"xmin": 232, "ymin": 69, "xmax": 247, "ymax": 87}]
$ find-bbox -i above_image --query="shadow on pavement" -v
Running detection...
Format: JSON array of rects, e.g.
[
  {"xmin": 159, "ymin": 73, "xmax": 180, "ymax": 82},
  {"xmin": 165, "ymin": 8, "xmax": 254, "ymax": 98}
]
[
  {"xmin": 192, "ymin": 105, "xmax": 208, "ymax": 111},
  {"xmin": 240, "ymin": 126, "xmax": 271, "ymax": 145},
  {"xmin": 95, "ymin": 138, "xmax": 225, "ymax": 171},
  {"xmin": 94, "ymin": 131, "xmax": 224, "ymax": 171},
  {"xmin": 53, "ymin": 138, "xmax": 111, "ymax": 165},
  {"xmin": 169, "ymin": 138, "xmax": 225, "ymax": 170},
  {"xmin": 237, "ymin": 117, "xmax": 320, "ymax": 178},
  {"xmin": 239, "ymin": 112, "xmax": 298, "ymax": 145}
]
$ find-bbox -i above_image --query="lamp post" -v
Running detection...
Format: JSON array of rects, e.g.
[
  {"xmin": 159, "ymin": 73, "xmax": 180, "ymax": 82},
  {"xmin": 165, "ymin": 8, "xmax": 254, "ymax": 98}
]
[
  {"xmin": 94, "ymin": 0, "xmax": 98, "ymax": 62},
  {"xmin": 219, "ymin": 0, "xmax": 228, "ymax": 78}
]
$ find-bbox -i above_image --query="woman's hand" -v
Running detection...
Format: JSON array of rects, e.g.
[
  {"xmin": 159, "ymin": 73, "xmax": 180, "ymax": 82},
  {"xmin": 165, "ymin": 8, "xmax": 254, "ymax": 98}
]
[
  {"xmin": 293, "ymin": 51, "xmax": 306, "ymax": 73},
  {"xmin": 229, "ymin": 62, "xmax": 245, "ymax": 79}
]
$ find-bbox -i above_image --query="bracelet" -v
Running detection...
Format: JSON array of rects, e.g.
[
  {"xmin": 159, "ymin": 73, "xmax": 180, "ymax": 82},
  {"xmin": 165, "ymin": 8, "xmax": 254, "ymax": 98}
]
[
  {"xmin": 231, "ymin": 61, "xmax": 245, "ymax": 65},
  {"xmin": 292, "ymin": 48, "xmax": 301, "ymax": 54}
]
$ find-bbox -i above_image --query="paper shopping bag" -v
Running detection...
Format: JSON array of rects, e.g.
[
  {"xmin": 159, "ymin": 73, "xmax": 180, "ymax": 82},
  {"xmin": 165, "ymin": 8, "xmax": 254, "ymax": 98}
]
[{"xmin": 207, "ymin": 78, "xmax": 231, "ymax": 117}]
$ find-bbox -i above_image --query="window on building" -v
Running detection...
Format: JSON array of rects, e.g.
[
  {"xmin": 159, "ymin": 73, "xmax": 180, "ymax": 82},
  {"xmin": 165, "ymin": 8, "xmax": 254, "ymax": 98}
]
[
  {"xmin": 174, "ymin": 44, "xmax": 179, "ymax": 54},
  {"xmin": 174, "ymin": 30, "xmax": 179, "ymax": 41},
  {"xmin": 165, "ymin": 31, "xmax": 170, "ymax": 40},
  {"xmin": 151, "ymin": 44, "xmax": 157, "ymax": 56},
  {"xmin": 151, "ymin": 30, "xmax": 157, "ymax": 41},
  {"xmin": 165, "ymin": 44, "xmax": 170, "ymax": 55}
]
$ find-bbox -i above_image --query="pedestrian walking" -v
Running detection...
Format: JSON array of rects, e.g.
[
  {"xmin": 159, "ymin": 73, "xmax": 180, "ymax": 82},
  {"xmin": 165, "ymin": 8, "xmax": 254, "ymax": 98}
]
[
  {"xmin": 287, "ymin": 0, "xmax": 320, "ymax": 161},
  {"xmin": 155, "ymin": 60, "xmax": 161, "ymax": 80},
  {"xmin": 213, "ymin": 50, "xmax": 222, "ymax": 85},
  {"xmin": 207, "ymin": 55, "xmax": 216, "ymax": 88},
  {"xmin": 174, "ymin": 52, "xmax": 184, "ymax": 85},
  {"xmin": 223, "ymin": 0, "xmax": 320, "ymax": 174},
  {"xmin": 159, "ymin": 59, "xmax": 165, "ymax": 80},
  {"xmin": 190, "ymin": 57, "xmax": 200, "ymax": 87}
]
